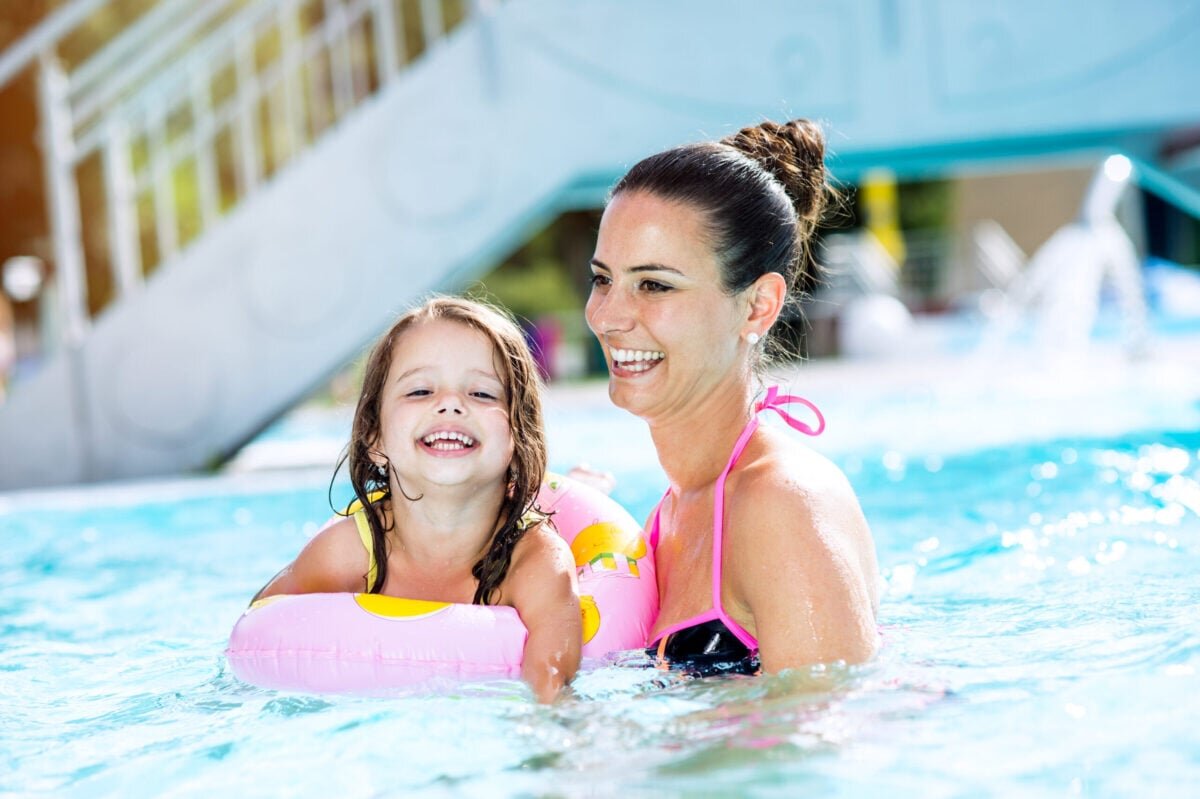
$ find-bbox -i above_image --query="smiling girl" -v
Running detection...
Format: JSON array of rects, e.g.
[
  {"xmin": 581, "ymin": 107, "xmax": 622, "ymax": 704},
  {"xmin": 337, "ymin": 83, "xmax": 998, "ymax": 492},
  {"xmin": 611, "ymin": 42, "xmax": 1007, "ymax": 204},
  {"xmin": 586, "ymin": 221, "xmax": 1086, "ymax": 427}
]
[{"xmin": 252, "ymin": 297, "xmax": 581, "ymax": 701}]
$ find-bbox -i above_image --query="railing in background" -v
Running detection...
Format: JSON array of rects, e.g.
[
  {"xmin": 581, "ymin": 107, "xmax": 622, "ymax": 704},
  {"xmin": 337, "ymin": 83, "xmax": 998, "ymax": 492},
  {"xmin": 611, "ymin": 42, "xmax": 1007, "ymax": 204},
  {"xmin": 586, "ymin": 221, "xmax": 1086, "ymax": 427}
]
[
  {"xmin": 0, "ymin": 0, "xmax": 482, "ymax": 359},
  {"xmin": 816, "ymin": 230, "xmax": 901, "ymax": 306},
  {"xmin": 813, "ymin": 224, "xmax": 1033, "ymax": 316},
  {"xmin": 969, "ymin": 220, "xmax": 1027, "ymax": 292}
]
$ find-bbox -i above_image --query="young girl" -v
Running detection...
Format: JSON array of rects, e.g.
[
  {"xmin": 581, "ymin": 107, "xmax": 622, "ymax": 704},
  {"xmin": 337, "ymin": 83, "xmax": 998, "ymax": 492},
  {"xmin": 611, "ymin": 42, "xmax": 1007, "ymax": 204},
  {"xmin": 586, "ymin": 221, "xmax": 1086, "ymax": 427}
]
[{"xmin": 253, "ymin": 296, "xmax": 581, "ymax": 702}]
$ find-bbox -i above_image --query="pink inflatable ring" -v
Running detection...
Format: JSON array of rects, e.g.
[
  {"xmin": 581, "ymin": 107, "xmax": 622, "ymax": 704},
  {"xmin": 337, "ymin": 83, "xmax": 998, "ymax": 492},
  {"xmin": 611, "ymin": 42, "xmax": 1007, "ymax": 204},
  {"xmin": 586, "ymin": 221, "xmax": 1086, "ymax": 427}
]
[{"xmin": 226, "ymin": 473, "xmax": 657, "ymax": 692}]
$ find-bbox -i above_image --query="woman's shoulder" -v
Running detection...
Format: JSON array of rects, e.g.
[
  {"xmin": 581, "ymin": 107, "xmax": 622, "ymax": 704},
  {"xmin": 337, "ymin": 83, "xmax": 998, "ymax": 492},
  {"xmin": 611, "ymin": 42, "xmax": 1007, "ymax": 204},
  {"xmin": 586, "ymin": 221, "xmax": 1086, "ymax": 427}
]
[
  {"xmin": 744, "ymin": 431, "xmax": 856, "ymax": 509},
  {"xmin": 727, "ymin": 441, "xmax": 875, "ymax": 578},
  {"xmin": 726, "ymin": 433, "xmax": 868, "ymax": 556}
]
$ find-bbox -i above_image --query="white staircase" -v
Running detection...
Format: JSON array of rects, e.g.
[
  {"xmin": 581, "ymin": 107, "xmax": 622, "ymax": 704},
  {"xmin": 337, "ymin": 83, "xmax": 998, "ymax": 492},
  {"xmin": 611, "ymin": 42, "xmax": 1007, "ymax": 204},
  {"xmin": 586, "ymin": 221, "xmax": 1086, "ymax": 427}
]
[{"xmin": 3, "ymin": 0, "xmax": 1200, "ymax": 489}]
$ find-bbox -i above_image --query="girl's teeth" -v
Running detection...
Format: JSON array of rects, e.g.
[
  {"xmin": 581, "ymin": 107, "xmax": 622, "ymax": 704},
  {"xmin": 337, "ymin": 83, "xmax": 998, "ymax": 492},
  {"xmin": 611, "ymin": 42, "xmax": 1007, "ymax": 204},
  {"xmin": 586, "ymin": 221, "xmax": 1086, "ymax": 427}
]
[{"xmin": 423, "ymin": 432, "xmax": 475, "ymax": 446}]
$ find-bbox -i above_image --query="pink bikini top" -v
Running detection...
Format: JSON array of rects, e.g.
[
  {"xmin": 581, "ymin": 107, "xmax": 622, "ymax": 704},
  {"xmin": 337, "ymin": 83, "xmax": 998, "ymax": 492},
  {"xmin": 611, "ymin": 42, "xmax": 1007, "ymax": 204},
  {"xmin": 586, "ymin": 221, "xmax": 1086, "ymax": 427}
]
[{"xmin": 648, "ymin": 386, "xmax": 825, "ymax": 654}]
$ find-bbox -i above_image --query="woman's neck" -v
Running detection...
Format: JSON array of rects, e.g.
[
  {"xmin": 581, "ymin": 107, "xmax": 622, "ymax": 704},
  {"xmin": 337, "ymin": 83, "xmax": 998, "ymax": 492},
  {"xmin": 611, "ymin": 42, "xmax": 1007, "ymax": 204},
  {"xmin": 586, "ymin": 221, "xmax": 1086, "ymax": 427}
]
[{"xmin": 647, "ymin": 375, "xmax": 758, "ymax": 493}]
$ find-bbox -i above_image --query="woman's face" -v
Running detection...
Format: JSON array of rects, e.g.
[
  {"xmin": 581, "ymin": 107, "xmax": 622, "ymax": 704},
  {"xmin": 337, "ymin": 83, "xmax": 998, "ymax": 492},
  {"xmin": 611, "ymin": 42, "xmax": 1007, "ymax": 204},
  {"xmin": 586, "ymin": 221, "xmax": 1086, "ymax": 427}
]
[{"xmin": 586, "ymin": 190, "xmax": 748, "ymax": 421}]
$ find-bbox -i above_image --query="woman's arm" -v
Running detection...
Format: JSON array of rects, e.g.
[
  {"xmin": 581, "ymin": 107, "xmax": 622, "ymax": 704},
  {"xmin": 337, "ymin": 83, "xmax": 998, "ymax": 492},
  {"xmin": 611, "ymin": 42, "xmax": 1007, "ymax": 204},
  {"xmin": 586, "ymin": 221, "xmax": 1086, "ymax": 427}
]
[
  {"xmin": 251, "ymin": 516, "xmax": 370, "ymax": 603},
  {"xmin": 728, "ymin": 465, "xmax": 879, "ymax": 672},
  {"xmin": 504, "ymin": 523, "xmax": 582, "ymax": 703}
]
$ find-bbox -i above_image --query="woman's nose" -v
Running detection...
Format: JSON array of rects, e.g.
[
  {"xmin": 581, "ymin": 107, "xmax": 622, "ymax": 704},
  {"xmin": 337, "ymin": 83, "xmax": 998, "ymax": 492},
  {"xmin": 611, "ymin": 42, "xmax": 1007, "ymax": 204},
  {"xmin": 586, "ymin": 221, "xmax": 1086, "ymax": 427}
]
[{"xmin": 586, "ymin": 292, "xmax": 634, "ymax": 337}]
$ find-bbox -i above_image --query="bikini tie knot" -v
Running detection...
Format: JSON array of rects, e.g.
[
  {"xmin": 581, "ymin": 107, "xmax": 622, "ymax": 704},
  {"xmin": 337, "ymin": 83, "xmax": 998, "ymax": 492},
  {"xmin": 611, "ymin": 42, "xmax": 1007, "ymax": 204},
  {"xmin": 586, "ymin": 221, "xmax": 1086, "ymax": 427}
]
[{"xmin": 755, "ymin": 385, "xmax": 825, "ymax": 437}]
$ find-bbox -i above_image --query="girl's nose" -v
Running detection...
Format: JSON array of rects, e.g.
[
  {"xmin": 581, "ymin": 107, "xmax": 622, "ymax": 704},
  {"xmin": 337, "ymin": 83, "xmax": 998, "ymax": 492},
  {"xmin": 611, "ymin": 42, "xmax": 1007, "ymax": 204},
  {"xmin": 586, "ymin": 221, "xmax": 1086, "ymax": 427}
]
[{"xmin": 436, "ymin": 391, "xmax": 465, "ymax": 415}]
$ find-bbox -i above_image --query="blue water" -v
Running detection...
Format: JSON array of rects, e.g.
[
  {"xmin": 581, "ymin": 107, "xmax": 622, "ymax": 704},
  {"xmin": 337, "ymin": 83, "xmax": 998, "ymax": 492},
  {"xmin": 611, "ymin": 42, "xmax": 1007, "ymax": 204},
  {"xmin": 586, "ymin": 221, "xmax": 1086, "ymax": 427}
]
[{"xmin": 2, "ymin": 371, "xmax": 1199, "ymax": 797}]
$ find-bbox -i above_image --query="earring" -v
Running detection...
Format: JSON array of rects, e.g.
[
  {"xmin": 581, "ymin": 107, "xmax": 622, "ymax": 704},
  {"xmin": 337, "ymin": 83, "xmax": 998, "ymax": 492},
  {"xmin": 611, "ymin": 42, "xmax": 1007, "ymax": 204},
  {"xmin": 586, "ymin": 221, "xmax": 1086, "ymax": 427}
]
[{"xmin": 746, "ymin": 332, "xmax": 761, "ymax": 346}]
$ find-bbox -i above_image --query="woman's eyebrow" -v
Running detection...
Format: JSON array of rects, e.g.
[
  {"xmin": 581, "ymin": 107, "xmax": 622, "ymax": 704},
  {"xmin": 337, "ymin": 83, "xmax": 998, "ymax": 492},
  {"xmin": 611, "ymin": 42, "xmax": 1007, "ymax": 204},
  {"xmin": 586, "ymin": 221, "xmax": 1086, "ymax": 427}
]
[{"xmin": 590, "ymin": 258, "xmax": 684, "ymax": 275}]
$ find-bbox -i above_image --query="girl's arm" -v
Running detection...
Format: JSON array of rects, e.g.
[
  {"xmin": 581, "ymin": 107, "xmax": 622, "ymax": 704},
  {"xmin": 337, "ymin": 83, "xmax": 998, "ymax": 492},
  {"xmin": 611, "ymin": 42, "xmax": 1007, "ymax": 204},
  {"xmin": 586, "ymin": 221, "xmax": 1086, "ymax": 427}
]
[
  {"xmin": 251, "ymin": 516, "xmax": 370, "ymax": 603},
  {"xmin": 504, "ymin": 523, "xmax": 582, "ymax": 703}
]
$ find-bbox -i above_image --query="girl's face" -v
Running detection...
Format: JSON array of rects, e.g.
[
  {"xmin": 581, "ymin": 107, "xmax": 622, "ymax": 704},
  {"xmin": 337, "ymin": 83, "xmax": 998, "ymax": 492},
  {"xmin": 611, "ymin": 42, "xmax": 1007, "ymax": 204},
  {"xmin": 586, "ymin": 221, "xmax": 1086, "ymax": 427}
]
[
  {"xmin": 586, "ymin": 190, "xmax": 748, "ymax": 422},
  {"xmin": 374, "ymin": 318, "xmax": 515, "ymax": 492}
]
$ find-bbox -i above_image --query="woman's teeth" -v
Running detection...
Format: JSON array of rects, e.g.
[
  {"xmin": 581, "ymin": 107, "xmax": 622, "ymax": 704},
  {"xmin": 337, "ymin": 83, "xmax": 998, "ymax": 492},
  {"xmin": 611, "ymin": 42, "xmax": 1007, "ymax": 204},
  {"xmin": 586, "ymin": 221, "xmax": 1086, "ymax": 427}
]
[
  {"xmin": 422, "ymin": 431, "xmax": 476, "ymax": 450},
  {"xmin": 611, "ymin": 349, "xmax": 665, "ymax": 372}
]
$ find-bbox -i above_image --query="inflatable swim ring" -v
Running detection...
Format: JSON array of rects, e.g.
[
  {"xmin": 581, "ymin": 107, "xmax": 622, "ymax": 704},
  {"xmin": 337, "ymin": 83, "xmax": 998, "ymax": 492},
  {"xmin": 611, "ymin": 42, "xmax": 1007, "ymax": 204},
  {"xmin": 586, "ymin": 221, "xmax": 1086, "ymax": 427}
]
[{"xmin": 226, "ymin": 473, "xmax": 657, "ymax": 692}]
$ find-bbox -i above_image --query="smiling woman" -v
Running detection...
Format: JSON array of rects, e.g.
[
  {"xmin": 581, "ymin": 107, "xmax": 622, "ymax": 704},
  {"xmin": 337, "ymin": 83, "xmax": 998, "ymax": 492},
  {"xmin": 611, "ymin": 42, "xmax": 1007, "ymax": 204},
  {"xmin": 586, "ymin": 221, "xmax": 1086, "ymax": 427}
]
[{"xmin": 586, "ymin": 119, "xmax": 881, "ymax": 676}]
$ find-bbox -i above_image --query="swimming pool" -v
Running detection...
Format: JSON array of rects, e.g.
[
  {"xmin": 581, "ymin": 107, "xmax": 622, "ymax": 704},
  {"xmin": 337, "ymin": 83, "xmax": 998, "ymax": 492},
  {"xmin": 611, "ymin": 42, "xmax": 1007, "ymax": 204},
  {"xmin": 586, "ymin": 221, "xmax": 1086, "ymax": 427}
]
[{"xmin": 2, "ymin": 348, "xmax": 1198, "ymax": 797}]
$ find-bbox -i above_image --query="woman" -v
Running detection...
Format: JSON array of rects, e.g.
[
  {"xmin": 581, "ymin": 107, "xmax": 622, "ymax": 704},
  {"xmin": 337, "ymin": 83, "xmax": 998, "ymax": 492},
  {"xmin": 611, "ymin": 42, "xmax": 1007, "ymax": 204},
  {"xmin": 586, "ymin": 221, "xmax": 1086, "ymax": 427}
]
[{"xmin": 586, "ymin": 119, "xmax": 880, "ymax": 676}]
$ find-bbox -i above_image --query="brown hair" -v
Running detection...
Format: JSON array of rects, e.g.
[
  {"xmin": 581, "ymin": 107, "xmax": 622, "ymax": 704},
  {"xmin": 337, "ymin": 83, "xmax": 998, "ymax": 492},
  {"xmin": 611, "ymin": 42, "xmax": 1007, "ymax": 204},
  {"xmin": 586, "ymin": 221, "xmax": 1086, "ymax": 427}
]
[
  {"xmin": 611, "ymin": 118, "xmax": 833, "ymax": 363},
  {"xmin": 336, "ymin": 295, "xmax": 548, "ymax": 604}
]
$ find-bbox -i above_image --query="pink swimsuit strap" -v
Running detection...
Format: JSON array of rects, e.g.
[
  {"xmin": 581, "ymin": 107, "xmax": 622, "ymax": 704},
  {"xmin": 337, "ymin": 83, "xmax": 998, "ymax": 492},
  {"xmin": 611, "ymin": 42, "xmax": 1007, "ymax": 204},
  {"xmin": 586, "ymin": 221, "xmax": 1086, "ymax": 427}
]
[{"xmin": 650, "ymin": 386, "xmax": 825, "ymax": 650}]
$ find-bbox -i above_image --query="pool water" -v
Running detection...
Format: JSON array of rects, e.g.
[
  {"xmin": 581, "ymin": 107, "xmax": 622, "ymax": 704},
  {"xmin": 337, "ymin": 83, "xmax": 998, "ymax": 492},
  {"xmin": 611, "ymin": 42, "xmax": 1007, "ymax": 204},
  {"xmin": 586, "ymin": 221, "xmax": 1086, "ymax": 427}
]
[{"xmin": 2, "ymin": 355, "xmax": 1199, "ymax": 797}]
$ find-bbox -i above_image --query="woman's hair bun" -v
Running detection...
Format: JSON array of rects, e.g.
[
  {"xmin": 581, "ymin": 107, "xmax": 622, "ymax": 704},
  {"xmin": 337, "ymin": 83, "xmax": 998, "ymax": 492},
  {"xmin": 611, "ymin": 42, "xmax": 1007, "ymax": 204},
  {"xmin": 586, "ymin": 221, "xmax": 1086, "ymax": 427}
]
[{"xmin": 722, "ymin": 119, "xmax": 828, "ymax": 229}]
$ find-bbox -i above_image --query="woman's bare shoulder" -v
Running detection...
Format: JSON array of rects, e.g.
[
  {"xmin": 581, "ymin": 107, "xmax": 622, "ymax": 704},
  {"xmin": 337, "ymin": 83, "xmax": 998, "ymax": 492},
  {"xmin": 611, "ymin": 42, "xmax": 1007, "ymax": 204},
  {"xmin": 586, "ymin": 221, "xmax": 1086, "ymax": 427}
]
[
  {"xmin": 735, "ymin": 438, "xmax": 860, "ymax": 532},
  {"xmin": 728, "ymin": 437, "xmax": 879, "ymax": 615}
]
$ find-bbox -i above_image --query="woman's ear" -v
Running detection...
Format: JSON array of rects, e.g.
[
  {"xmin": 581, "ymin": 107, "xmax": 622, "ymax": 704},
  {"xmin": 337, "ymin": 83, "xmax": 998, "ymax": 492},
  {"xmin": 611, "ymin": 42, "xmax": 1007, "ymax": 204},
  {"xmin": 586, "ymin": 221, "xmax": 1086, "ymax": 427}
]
[{"xmin": 745, "ymin": 271, "xmax": 787, "ymax": 334}]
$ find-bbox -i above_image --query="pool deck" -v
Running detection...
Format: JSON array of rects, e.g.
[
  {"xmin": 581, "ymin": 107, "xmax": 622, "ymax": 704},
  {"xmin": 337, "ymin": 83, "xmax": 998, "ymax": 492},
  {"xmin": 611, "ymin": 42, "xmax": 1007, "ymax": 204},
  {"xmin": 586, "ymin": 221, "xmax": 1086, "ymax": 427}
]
[{"xmin": 2, "ymin": 329, "xmax": 1197, "ymax": 511}]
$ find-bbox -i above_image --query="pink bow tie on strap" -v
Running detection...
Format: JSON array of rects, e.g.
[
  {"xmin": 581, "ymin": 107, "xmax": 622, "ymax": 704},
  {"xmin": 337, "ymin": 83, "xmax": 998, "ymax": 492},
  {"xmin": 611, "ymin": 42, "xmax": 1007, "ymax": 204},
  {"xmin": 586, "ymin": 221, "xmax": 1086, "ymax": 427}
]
[{"xmin": 755, "ymin": 385, "xmax": 825, "ymax": 437}]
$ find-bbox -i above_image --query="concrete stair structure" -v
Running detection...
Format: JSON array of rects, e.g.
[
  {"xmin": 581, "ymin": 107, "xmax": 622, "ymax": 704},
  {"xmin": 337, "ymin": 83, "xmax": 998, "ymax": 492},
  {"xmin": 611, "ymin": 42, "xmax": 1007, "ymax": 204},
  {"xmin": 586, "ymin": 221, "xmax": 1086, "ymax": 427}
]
[{"xmin": 2, "ymin": 0, "xmax": 1199, "ymax": 489}]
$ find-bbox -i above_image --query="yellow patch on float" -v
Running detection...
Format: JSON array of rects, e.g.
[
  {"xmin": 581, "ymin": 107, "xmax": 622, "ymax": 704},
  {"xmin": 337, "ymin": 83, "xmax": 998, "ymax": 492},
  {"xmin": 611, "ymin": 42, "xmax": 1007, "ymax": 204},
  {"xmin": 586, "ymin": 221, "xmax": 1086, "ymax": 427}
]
[
  {"xmin": 580, "ymin": 595, "xmax": 601, "ymax": 643},
  {"xmin": 354, "ymin": 594, "xmax": 452, "ymax": 620},
  {"xmin": 571, "ymin": 522, "xmax": 648, "ymax": 576}
]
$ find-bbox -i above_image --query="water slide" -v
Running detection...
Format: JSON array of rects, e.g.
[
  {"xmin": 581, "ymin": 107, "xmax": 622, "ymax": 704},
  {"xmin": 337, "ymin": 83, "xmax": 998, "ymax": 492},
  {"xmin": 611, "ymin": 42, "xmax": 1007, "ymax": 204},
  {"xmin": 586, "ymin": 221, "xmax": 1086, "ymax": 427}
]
[{"xmin": 3, "ymin": 0, "xmax": 1199, "ymax": 489}]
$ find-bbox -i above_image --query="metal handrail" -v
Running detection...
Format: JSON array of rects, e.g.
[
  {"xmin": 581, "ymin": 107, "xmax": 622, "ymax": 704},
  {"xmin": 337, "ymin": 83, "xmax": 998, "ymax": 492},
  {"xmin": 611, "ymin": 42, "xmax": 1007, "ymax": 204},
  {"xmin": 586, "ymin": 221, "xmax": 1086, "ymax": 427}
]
[
  {"xmin": 92, "ymin": 0, "xmax": 376, "ymax": 190},
  {"xmin": 4, "ymin": 0, "xmax": 481, "ymax": 361},
  {"xmin": 68, "ymin": 0, "xmax": 205, "ymax": 97},
  {"xmin": 820, "ymin": 231, "xmax": 901, "ymax": 297},
  {"xmin": 74, "ymin": 0, "xmax": 269, "ymax": 158},
  {"xmin": 0, "ymin": 0, "xmax": 111, "ymax": 90},
  {"xmin": 71, "ymin": 0, "xmax": 240, "ymax": 131}
]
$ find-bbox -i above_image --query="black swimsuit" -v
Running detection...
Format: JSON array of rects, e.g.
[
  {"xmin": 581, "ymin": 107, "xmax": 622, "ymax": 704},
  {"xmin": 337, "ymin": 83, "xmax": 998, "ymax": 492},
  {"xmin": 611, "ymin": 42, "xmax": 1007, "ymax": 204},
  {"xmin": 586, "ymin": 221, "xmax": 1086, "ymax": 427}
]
[{"xmin": 649, "ymin": 618, "xmax": 760, "ymax": 677}]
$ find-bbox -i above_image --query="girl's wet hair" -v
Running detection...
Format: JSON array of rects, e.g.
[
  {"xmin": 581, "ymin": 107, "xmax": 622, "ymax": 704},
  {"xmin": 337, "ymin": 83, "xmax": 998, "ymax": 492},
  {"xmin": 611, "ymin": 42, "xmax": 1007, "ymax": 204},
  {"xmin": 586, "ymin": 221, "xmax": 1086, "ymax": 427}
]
[
  {"xmin": 334, "ymin": 295, "xmax": 548, "ymax": 604},
  {"xmin": 611, "ymin": 118, "xmax": 833, "ymax": 363}
]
